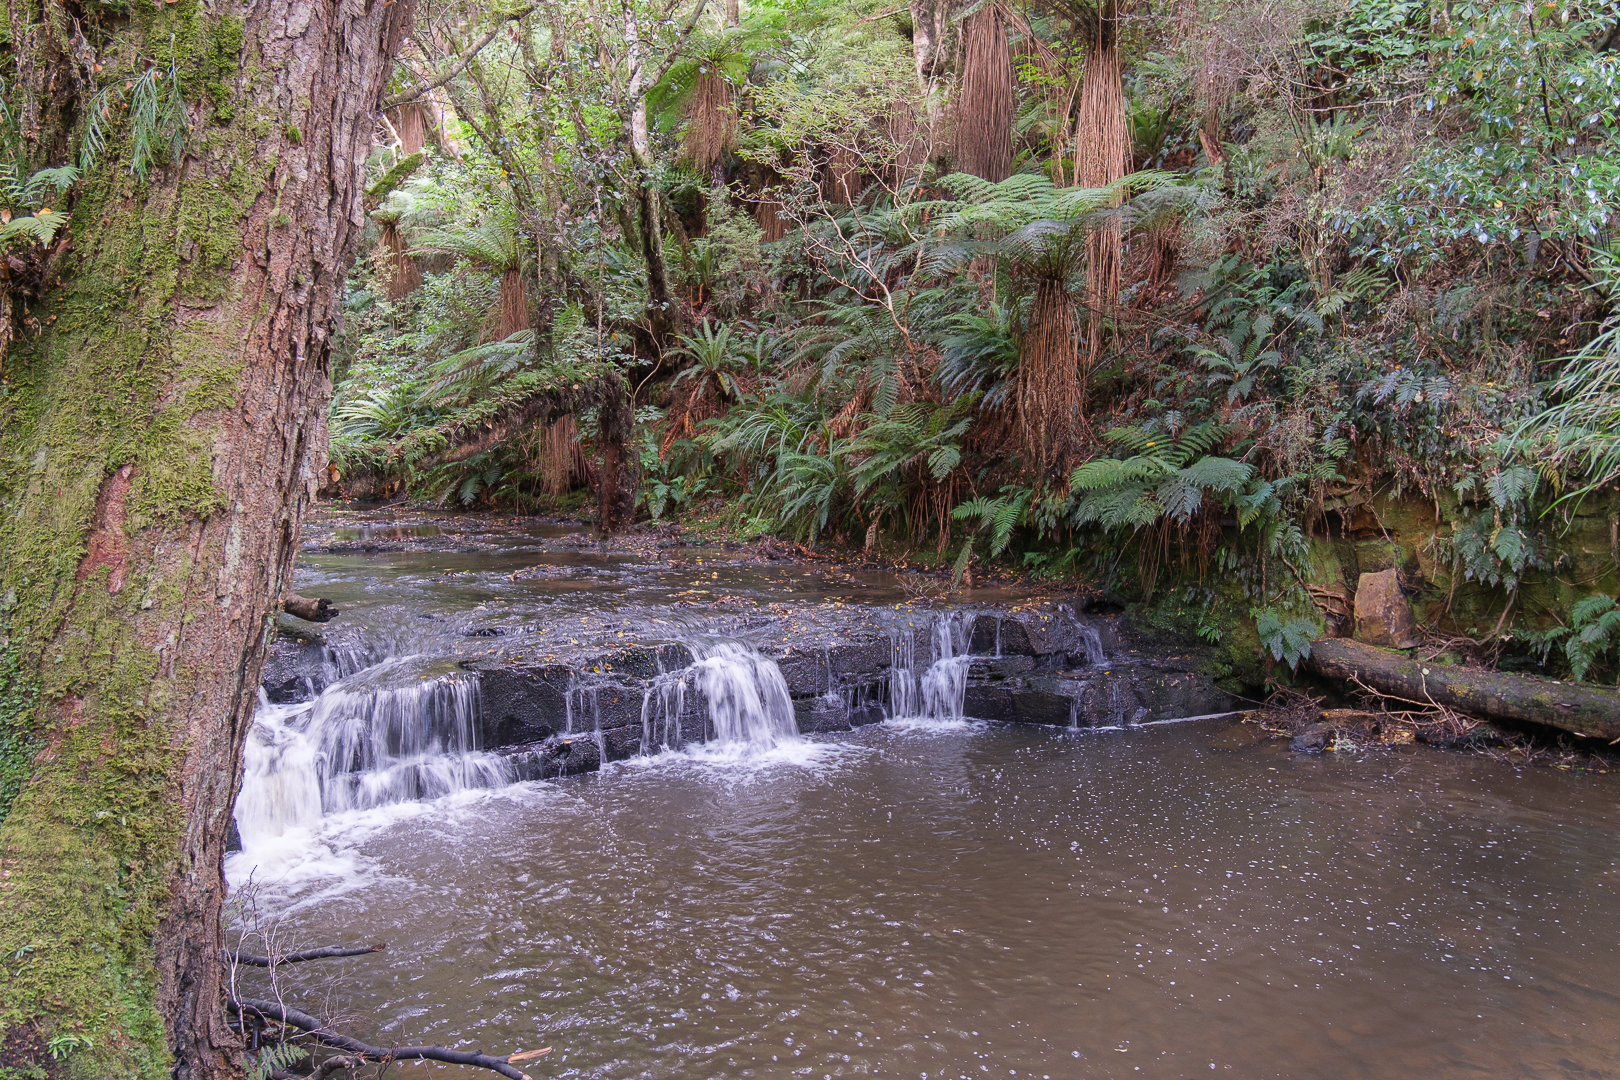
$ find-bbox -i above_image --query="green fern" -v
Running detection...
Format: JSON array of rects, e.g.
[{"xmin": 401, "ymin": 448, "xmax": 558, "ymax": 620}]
[
  {"xmin": 1069, "ymin": 422, "xmax": 1253, "ymax": 530},
  {"xmin": 247, "ymin": 1042, "xmax": 308, "ymax": 1080},
  {"xmin": 1567, "ymin": 594, "xmax": 1620, "ymax": 684}
]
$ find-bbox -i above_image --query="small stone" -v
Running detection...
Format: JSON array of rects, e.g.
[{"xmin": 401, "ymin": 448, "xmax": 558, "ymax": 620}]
[{"xmin": 1352, "ymin": 569, "xmax": 1423, "ymax": 649}]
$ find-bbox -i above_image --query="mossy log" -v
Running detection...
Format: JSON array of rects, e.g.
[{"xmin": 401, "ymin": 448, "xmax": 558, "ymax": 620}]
[{"xmin": 1307, "ymin": 639, "xmax": 1620, "ymax": 741}]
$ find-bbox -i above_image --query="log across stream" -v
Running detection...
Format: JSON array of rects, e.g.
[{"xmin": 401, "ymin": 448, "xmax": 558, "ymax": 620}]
[{"xmin": 225, "ymin": 513, "xmax": 1620, "ymax": 1080}]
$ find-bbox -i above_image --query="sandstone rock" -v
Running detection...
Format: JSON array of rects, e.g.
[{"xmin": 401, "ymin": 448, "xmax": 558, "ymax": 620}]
[{"xmin": 1352, "ymin": 569, "xmax": 1422, "ymax": 649}]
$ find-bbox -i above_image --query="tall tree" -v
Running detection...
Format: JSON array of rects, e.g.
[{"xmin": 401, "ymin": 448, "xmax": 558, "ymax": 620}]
[
  {"xmin": 954, "ymin": 2, "xmax": 1015, "ymax": 182},
  {"xmin": 0, "ymin": 0, "xmax": 412, "ymax": 1075}
]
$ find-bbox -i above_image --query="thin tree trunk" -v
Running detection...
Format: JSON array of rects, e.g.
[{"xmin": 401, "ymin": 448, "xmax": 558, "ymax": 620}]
[
  {"xmin": 908, "ymin": 0, "xmax": 948, "ymax": 129},
  {"xmin": 0, "ymin": 0, "xmax": 412, "ymax": 1076},
  {"xmin": 624, "ymin": 9, "xmax": 677, "ymax": 342}
]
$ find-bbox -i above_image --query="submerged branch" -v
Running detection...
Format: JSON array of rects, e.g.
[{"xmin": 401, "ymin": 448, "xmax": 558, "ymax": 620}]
[
  {"xmin": 230, "ymin": 997, "xmax": 548, "ymax": 1080},
  {"xmin": 226, "ymin": 944, "xmax": 383, "ymax": 967}
]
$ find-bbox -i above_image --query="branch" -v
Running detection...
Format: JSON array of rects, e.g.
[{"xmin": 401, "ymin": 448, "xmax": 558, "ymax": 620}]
[
  {"xmin": 383, "ymin": 5, "xmax": 538, "ymax": 109},
  {"xmin": 227, "ymin": 944, "xmax": 383, "ymax": 967},
  {"xmin": 364, "ymin": 151, "xmax": 425, "ymax": 212},
  {"xmin": 281, "ymin": 594, "xmax": 340, "ymax": 623},
  {"xmin": 231, "ymin": 998, "xmax": 548, "ymax": 1080}
]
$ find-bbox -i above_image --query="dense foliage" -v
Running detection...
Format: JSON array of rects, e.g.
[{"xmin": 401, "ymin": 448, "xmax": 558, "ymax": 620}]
[{"xmin": 227, "ymin": 0, "xmax": 1620, "ymax": 683}]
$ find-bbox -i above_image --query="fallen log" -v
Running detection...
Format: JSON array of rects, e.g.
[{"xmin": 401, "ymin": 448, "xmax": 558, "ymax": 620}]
[
  {"xmin": 1307, "ymin": 639, "xmax": 1620, "ymax": 741},
  {"xmin": 282, "ymin": 593, "xmax": 339, "ymax": 623},
  {"xmin": 230, "ymin": 997, "xmax": 546, "ymax": 1080}
]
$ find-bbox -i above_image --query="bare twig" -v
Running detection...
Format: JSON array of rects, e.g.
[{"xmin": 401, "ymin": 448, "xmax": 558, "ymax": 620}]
[{"xmin": 383, "ymin": 5, "xmax": 539, "ymax": 109}]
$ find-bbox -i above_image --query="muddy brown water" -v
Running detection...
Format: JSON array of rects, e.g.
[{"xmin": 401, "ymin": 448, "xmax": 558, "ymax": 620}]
[{"xmin": 234, "ymin": 515, "xmax": 1620, "ymax": 1079}]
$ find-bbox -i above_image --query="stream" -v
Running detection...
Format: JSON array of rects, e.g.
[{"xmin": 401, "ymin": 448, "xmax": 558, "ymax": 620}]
[{"xmin": 228, "ymin": 514, "xmax": 1620, "ymax": 1079}]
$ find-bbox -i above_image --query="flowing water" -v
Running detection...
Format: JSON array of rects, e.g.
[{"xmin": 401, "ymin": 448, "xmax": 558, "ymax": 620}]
[{"xmin": 228, "ymin": 513, "xmax": 1620, "ymax": 1079}]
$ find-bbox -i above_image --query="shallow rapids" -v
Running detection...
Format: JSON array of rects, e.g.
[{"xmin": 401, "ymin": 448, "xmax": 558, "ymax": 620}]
[
  {"xmin": 227, "ymin": 513, "xmax": 1620, "ymax": 1078},
  {"xmin": 229, "ymin": 719, "xmax": 1620, "ymax": 1080}
]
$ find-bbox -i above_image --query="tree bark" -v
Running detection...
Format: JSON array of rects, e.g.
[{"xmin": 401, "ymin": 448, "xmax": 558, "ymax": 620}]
[
  {"xmin": 1307, "ymin": 639, "xmax": 1620, "ymax": 740},
  {"xmin": 0, "ymin": 0, "xmax": 412, "ymax": 1076}
]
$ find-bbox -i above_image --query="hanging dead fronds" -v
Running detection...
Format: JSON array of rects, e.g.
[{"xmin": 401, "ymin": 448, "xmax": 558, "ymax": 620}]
[
  {"xmin": 499, "ymin": 267, "xmax": 530, "ymax": 338},
  {"xmin": 379, "ymin": 222, "xmax": 421, "ymax": 301},
  {"xmin": 954, "ymin": 3, "xmax": 1014, "ymax": 182},
  {"xmin": 684, "ymin": 68, "xmax": 737, "ymax": 181},
  {"xmin": 1017, "ymin": 277, "xmax": 1082, "ymax": 472},
  {"xmin": 394, "ymin": 102, "xmax": 429, "ymax": 154},
  {"xmin": 1074, "ymin": 5, "xmax": 1128, "ymax": 363},
  {"xmin": 754, "ymin": 193, "xmax": 788, "ymax": 241},
  {"xmin": 885, "ymin": 102, "xmax": 930, "ymax": 187},
  {"xmin": 538, "ymin": 414, "xmax": 576, "ymax": 497}
]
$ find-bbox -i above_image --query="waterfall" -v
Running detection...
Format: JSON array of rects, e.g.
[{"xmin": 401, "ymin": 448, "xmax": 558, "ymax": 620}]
[
  {"xmin": 686, "ymin": 640, "xmax": 799, "ymax": 750},
  {"xmin": 234, "ymin": 656, "xmax": 513, "ymax": 853},
  {"xmin": 889, "ymin": 610, "xmax": 976, "ymax": 721},
  {"xmin": 640, "ymin": 649, "xmax": 689, "ymax": 754},
  {"xmin": 1076, "ymin": 623, "xmax": 1106, "ymax": 666}
]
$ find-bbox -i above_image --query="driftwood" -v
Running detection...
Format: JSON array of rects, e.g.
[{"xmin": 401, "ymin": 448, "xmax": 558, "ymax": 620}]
[
  {"xmin": 1308, "ymin": 639, "xmax": 1620, "ymax": 741},
  {"xmin": 230, "ymin": 997, "xmax": 548, "ymax": 1080},
  {"xmin": 226, "ymin": 944, "xmax": 383, "ymax": 967},
  {"xmin": 282, "ymin": 594, "xmax": 339, "ymax": 622}
]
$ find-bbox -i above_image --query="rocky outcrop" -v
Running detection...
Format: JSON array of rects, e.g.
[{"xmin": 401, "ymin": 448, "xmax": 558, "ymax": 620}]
[{"xmin": 261, "ymin": 606, "xmax": 1241, "ymax": 772}]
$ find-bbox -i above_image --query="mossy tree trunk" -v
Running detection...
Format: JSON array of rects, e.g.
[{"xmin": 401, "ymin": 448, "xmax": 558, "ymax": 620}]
[{"xmin": 0, "ymin": 0, "xmax": 412, "ymax": 1075}]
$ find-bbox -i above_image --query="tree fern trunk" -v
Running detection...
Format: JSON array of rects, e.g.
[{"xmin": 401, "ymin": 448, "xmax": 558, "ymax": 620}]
[
  {"xmin": 500, "ymin": 266, "xmax": 531, "ymax": 338},
  {"xmin": 1075, "ymin": 6, "xmax": 1128, "ymax": 364},
  {"xmin": 0, "ymin": 0, "xmax": 412, "ymax": 1075},
  {"xmin": 1018, "ymin": 277, "xmax": 1081, "ymax": 472},
  {"xmin": 954, "ymin": 3, "xmax": 1014, "ymax": 182}
]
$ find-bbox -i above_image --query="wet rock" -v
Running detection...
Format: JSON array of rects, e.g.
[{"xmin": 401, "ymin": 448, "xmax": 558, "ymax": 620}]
[
  {"xmin": 795, "ymin": 695, "xmax": 854, "ymax": 734},
  {"xmin": 969, "ymin": 655, "xmax": 1035, "ymax": 679},
  {"xmin": 501, "ymin": 735, "xmax": 601, "ymax": 779},
  {"xmin": 261, "ymin": 631, "xmax": 331, "ymax": 704},
  {"xmin": 965, "ymin": 665, "xmax": 1237, "ymax": 729},
  {"xmin": 1353, "ymin": 569, "xmax": 1422, "ymax": 649},
  {"xmin": 776, "ymin": 651, "xmax": 832, "ymax": 697},
  {"xmin": 774, "ymin": 639, "xmax": 889, "ymax": 696},
  {"xmin": 1290, "ymin": 723, "xmax": 1333, "ymax": 752}
]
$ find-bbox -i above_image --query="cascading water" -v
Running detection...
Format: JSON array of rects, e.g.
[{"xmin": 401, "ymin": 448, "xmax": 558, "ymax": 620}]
[
  {"xmin": 1075, "ymin": 623, "xmax": 1106, "ymax": 666},
  {"xmin": 233, "ymin": 655, "xmax": 512, "ymax": 859},
  {"xmin": 686, "ymin": 640, "xmax": 799, "ymax": 750},
  {"xmin": 640, "ymin": 648, "xmax": 690, "ymax": 754},
  {"xmin": 889, "ymin": 610, "xmax": 977, "ymax": 721}
]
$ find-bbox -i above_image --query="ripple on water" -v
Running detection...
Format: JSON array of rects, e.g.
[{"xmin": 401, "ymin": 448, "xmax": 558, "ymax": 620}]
[{"xmin": 229, "ymin": 717, "xmax": 1620, "ymax": 1080}]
